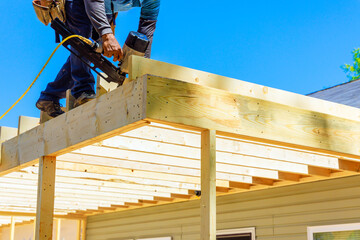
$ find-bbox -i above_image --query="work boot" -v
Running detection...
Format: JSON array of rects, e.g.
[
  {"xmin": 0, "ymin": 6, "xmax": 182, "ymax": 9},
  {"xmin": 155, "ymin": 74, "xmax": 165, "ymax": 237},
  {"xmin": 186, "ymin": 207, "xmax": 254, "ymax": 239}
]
[
  {"xmin": 36, "ymin": 100, "xmax": 65, "ymax": 118},
  {"xmin": 73, "ymin": 92, "xmax": 96, "ymax": 108}
]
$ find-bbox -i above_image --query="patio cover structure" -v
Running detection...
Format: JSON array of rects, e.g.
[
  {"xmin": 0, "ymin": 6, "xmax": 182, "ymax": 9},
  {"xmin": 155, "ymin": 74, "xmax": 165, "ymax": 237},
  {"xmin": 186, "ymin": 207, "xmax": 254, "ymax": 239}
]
[{"xmin": 1, "ymin": 56, "xmax": 360, "ymax": 240}]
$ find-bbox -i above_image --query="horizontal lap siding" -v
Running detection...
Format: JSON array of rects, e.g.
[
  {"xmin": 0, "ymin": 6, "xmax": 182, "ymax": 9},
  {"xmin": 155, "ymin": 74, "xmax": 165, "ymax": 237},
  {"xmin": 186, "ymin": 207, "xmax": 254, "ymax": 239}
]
[{"xmin": 87, "ymin": 175, "xmax": 360, "ymax": 240}]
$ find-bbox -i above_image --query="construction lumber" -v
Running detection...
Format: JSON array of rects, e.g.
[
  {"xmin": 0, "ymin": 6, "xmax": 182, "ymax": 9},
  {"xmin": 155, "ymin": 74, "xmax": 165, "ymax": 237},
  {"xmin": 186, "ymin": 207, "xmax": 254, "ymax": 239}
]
[
  {"xmin": 0, "ymin": 79, "xmax": 148, "ymax": 176},
  {"xmin": 0, "ymin": 127, "xmax": 17, "ymax": 164},
  {"xmin": 18, "ymin": 116, "xmax": 39, "ymax": 135},
  {"xmin": 129, "ymin": 56, "xmax": 360, "ymax": 123},
  {"xmin": 144, "ymin": 75, "xmax": 360, "ymax": 158},
  {"xmin": 55, "ymin": 219, "xmax": 61, "ymax": 240},
  {"xmin": 201, "ymin": 130, "xmax": 216, "ymax": 240},
  {"xmin": 0, "ymin": 211, "xmax": 84, "ymax": 219},
  {"xmin": 10, "ymin": 216, "xmax": 15, "ymax": 240},
  {"xmin": 96, "ymin": 74, "xmax": 118, "ymax": 97},
  {"xmin": 2, "ymin": 74, "xmax": 360, "ymax": 179},
  {"xmin": 66, "ymin": 89, "xmax": 76, "ymax": 112},
  {"xmin": 35, "ymin": 156, "xmax": 56, "ymax": 240},
  {"xmin": 81, "ymin": 219, "xmax": 87, "ymax": 240}
]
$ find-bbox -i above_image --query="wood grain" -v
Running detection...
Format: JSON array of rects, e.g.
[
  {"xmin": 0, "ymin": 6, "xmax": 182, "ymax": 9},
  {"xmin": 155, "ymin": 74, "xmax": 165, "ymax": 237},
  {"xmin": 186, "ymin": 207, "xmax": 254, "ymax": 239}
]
[{"xmin": 145, "ymin": 75, "xmax": 360, "ymax": 158}]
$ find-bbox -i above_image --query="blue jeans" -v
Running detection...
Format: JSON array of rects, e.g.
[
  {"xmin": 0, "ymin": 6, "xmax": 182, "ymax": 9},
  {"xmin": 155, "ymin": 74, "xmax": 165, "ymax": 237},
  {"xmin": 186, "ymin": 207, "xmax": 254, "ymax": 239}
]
[{"xmin": 39, "ymin": 0, "xmax": 95, "ymax": 101}]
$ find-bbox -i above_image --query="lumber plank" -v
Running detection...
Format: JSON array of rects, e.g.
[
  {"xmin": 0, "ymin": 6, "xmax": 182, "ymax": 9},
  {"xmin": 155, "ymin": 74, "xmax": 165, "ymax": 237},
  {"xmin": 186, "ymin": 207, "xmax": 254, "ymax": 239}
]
[
  {"xmin": 18, "ymin": 116, "xmax": 39, "ymax": 135},
  {"xmin": 66, "ymin": 89, "xmax": 76, "ymax": 112},
  {"xmin": 129, "ymin": 56, "xmax": 360, "ymax": 123},
  {"xmin": 0, "ymin": 78, "xmax": 147, "ymax": 175},
  {"xmin": 0, "ymin": 211, "xmax": 84, "ymax": 219},
  {"xmin": 144, "ymin": 75, "xmax": 360, "ymax": 158},
  {"xmin": 55, "ymin": 219, "xmax": 61, "ymax": 240},
  {"xmin": 200, "ymin": 129, "xmax": 216, "ymax": 240},
  {"xmin": 123, "ymin": 125, "xmax": 341, "ymax": 169},
  {"xmin": 62, "ymin": 150, "xmax": 269, "ymax": 181},
  {"xmin": 10, "ymin": 216, "xmax": 15, "ymax": 240},
  {"xmin": 96, "ymin": 74, "xmax": 118, "ymax": 97},
  {"xmin": 0, "ymin": 127, "xmax": 17, "ymax": 164},
  {"xmin": 35, "ymin": 156, "xmax": 56, "ymax": 240},
  {"xmin": 81, "ymin": 219, "xmax": 87, "ymax": 240}
]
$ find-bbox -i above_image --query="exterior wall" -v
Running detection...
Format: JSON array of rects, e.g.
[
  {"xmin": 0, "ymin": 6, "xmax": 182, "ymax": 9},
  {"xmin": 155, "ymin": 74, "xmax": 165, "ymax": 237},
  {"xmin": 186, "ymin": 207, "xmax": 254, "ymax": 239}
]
[
  {"xmin": 0, "ymin": 219, "xmax": 79, "ymax": 240},
  {"xmin": 87, "ymin": 175, "xmax": 360, "ymax": 240}
]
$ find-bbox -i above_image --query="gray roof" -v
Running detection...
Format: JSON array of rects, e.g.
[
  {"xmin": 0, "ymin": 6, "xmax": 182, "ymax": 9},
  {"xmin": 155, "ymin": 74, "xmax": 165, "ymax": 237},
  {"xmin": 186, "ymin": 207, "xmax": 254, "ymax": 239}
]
[{"xmin": 307, "ymin": 79, "xmax": 360, "ymax": 108}]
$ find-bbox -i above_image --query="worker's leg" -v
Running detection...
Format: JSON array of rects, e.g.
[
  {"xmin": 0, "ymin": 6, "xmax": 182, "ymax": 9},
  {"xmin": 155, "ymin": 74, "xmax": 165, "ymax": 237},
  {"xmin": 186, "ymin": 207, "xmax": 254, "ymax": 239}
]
[
  {"xmin": 65, "ymin": 0, "xmax": 95, "ymax": 99},
  {"xmin": 38, "ymin": 0, "xmax": 94, "ymax": 102},
  {"xmin": 39, "ymin": 58, "xmax": 73, "ymax": 101}
]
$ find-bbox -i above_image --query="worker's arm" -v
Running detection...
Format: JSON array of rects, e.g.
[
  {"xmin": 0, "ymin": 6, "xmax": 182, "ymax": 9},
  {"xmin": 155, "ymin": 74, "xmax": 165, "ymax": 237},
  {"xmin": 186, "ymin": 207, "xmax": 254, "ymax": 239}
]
[
  {"xmin": 138, "ymin": 0, "xmax": 160, "ymax": 58},
  {"xmin": 83, "ymin": 0, "xmax": 123, "ymax": 61}
]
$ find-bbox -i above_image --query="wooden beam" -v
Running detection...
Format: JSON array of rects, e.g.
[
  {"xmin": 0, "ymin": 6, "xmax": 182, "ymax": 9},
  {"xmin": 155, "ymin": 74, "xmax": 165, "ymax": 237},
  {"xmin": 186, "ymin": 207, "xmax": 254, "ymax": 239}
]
[
  {"xmin": 10, "ymin": 216, "xmax": 15, "ymax": 240},
  {"xmin": 0, "ymin": 78, "xmax": 148, "ymax": 175},
  {"xmin": 129, "ymin": 56, "xmax": 360, "ymax": 123},
  {"xmin": 308, "ymin": 166, "xmax": 331, "ymax": 177},
  {"xmin": 144, "ymin": 75, "xmax": 360, "ymax": 158},
  {"xmin": 0, "ymin": 211, "xmax": 83, "ymax": 219},
  {"xmin": 201, "ymin": 130, "xmax": 216, "ymax": 240},
  {"xmin": 35, "ymin": 156, "xmax": 56, "ymax": 240},
  {"xmin": 339, "ymin": 159, "xmax": 360, "ymax": 172}
]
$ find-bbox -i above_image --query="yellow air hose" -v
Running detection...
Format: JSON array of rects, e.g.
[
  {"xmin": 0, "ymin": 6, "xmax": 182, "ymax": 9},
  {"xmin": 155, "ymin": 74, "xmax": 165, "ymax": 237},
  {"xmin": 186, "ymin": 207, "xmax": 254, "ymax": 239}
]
[{"xmin": 0, "ymin": 35, "xmax": 93, "ymax": 120}]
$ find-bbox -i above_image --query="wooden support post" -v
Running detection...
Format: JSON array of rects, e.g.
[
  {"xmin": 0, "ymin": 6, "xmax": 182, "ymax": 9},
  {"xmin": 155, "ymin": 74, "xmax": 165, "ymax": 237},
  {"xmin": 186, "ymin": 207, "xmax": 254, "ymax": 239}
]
[
  {"xmin": 201, "ymin": 130, "xmax": 216, "ymax": 240},
  {"xmin": 35, "ymin": 156, "xmax": 56, "ymax": 240},
  {"xmin": 55, "ymin": 219, "xmax": 61, "ymax": 240},
  {"xmin": 81, "ymin": 219, "xmax": 87, "ymax": 240},
  {"xmin": 76, "ymin": 220, "xmax": 81, "ymax": 240},
  {"xmin": 10, "ymin": 216, "xmax": 15, "ymax": 240},
  {"xmin": 33, "ymin": 219, "xmax": 36, "ymax": 240}
]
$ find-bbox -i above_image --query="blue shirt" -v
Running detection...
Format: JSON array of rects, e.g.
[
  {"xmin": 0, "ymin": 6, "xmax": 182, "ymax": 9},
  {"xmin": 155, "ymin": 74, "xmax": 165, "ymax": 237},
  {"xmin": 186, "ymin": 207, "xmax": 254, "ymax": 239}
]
[{"xmin": 105, "ymin": 0, "xmax": 160, "ymax": 20}]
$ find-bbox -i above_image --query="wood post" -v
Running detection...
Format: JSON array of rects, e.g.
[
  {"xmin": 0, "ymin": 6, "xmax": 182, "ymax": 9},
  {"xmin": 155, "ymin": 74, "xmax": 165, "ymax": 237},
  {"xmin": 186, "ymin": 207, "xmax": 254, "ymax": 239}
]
[
  {"xmin": 35, "ymin": 156, "xmax": 56, "ymax": 240},
  {"xmin": 10, "ymin": 216, "xmax": 15, "ymax": 240},
  {"xmin": 55, "ymin": 219, "xmax": 61, "ymax": 240},
  {"xmin": 76, "ymin": 220, "xmax": 81, "ymax": 240},
  {"xmin": 200, "ymin": 130, "xmax": 216, "ymax": 240},
  {"xmin": 81, "ymin": 219, "xmax": 87, "ymax": 240}
]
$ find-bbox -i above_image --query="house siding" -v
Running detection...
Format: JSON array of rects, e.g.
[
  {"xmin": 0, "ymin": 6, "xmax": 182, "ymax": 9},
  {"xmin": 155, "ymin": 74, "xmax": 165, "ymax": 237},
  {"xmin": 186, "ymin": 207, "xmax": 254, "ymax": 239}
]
[{"xmin": 87, "ymin": 175, "xmax": 360, "ymax": 240}]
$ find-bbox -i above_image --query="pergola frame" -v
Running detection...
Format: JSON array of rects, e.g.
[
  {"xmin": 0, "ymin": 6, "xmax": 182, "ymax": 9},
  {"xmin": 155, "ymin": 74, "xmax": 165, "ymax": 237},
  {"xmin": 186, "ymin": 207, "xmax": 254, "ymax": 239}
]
[{"xmin": 1, "ymin": 56, "xmax": 360, "ymax": 240}]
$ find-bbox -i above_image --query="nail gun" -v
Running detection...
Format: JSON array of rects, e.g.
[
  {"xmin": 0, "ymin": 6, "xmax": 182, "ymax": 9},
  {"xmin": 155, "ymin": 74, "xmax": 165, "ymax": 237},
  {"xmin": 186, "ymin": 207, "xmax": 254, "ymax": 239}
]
[{"xmin": 50, "ymin": 18, "xmax": 150, "ymax": 86}]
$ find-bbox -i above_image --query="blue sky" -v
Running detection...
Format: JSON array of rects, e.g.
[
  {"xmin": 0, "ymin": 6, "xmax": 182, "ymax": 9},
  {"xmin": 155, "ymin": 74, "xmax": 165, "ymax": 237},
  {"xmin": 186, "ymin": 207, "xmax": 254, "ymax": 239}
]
[{"xmin": 0, "ymin": 0, "xmax": 359, "ymax": 128}]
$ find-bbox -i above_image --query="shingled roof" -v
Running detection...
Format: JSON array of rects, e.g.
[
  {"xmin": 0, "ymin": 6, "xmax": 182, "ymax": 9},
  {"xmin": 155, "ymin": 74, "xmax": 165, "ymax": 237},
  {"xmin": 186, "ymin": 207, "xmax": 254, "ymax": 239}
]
[{"xmin": 308, "ymin": 79, "xmax": 360, "ymax": 108}]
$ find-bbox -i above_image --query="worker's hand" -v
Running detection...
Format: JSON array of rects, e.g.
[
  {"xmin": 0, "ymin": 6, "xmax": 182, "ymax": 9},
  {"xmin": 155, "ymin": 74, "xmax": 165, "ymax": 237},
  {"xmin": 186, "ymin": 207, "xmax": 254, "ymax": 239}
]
[{"xmin": 102, "ymin": 33, "xmax": 123, "ymax": 62}]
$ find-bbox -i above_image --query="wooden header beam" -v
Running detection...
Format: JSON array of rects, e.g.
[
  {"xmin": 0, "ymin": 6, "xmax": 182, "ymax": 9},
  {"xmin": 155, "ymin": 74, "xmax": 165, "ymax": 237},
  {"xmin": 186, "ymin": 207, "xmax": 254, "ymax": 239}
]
[
  {"xmin": 2, "ymin": 68, "xmax": 360, "ymax": 175},
  {"xmin": 144, "ymin": 75, "xmax": 360, "ymax": 158},
  {"xmin": 129, "ymin": 55, "xmax": 360, "ymax": 123},
  {"xmin": 0, "ymin": 79, "xmax": 148, "ymax": 176}
]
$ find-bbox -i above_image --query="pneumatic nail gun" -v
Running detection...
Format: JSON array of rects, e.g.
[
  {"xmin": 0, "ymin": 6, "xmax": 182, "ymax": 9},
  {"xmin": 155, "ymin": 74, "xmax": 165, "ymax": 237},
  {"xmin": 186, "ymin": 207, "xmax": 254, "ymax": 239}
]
[{"xmin": 51, "ymin": 18, "xmax": 150, "ymax": 86}]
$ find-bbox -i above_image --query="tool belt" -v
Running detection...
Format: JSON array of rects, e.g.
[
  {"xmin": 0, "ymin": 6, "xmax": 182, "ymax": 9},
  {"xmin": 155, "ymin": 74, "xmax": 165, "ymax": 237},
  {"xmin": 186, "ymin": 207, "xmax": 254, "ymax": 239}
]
[{"xmin": 32, "ymin": 0, "xmax": 66, "ymax": 26}]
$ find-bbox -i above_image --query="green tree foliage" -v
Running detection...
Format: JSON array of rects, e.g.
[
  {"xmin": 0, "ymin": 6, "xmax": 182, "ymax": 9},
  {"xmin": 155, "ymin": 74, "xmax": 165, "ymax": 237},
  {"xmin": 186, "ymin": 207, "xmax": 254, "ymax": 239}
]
[{"xmin": 341, "ymin": 48, "xmax": 360, "ymax": 81}]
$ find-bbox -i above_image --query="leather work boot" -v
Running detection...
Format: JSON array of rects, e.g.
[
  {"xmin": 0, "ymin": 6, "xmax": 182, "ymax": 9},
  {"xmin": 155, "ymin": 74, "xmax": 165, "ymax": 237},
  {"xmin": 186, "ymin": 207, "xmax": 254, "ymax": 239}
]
[
  {"xmin": 36, "ymin": 100, "xmax": 65, "ymax": 118},
  {"xmin": 73, "ymin": 92, "xmax": 96, "ymax": 108}
]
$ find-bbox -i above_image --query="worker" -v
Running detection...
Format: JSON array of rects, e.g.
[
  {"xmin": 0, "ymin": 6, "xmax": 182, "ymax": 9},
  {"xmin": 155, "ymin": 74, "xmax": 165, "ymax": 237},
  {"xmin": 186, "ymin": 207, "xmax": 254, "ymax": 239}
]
[{"xmin": 36, "ymin": 0, "xmax": 160, "ymax": 117}]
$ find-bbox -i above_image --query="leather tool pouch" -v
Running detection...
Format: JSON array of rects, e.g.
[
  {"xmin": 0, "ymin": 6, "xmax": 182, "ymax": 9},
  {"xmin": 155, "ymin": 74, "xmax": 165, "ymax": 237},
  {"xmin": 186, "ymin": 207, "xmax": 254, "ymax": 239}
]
[{"xmin": 32, "ymin": 0, "xmax": 66, "ymax": 26}]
